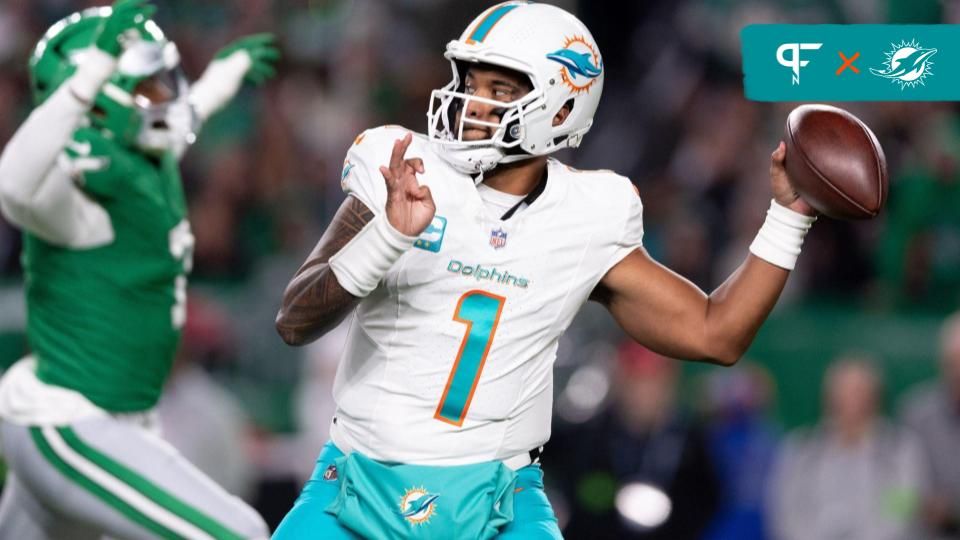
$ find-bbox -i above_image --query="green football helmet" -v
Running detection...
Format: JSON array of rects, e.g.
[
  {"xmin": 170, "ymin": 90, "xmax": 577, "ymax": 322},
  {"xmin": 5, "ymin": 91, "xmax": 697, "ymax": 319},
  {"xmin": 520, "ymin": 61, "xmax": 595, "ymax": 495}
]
[{"xmin": 30, "ymin": 7, "xmax": 196, "ymax": 153}]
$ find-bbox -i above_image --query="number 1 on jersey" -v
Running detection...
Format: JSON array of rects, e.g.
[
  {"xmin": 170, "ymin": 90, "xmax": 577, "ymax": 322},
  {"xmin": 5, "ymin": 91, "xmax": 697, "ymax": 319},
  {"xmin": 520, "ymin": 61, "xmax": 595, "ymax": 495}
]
[{"xmin": 434, "ymin": 290, "xmax": 506, "ymax": 427}]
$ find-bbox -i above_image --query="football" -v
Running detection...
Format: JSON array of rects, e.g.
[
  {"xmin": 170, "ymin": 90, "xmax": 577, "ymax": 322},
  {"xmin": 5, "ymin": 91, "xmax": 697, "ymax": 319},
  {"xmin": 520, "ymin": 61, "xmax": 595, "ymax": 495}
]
[{"xmin": 783, "ymin": 104, "xmax": 888, "ymax": 220}]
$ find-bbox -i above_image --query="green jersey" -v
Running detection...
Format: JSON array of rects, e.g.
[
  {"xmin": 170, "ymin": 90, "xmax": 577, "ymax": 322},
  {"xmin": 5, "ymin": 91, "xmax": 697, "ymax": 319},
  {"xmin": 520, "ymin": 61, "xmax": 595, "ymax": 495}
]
[{"xmin": 24, "ymin": 128, "xmax": 193, "ymax": 412}]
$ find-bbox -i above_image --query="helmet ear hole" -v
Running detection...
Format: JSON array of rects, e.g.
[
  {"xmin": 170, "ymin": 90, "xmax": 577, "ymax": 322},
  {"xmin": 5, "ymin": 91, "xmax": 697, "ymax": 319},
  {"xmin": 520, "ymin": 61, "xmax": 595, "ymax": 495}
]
[
  {"xmin": 549, "ymin": 99, "xmax": 576, "ymax": 146},
  {"xmin": 554, "ymin": 98, "xmax": 575, "ymax": 127}
]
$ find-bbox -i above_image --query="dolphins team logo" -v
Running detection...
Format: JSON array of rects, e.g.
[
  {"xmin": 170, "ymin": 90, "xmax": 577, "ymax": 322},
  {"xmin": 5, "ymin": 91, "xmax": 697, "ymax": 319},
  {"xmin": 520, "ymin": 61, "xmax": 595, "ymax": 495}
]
[
  {"xmin": 399, "ymin": 487, "xmax": 440, "ymax": 525},
  {"xmin": 870, "ymin": 39, "xmax": 937, "ymax": 89},
  {"xmin": 341, "ymin": 160, "xmax": 355, "ymax": 183},
  {"xmin": 547, "ymin": 35, "xmax": 603, "ymax": 94}
]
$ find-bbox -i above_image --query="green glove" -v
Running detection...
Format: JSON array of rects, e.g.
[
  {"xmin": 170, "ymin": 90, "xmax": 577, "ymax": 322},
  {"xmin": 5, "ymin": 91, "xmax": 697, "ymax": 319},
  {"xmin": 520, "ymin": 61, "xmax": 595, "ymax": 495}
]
[
  {"xmin": 214, "ymin": 33, "xmax": 280, "ymax": 85},
  {"xmin": 94, "ymin": 0, "xmax": 157, "ymax": 57}
]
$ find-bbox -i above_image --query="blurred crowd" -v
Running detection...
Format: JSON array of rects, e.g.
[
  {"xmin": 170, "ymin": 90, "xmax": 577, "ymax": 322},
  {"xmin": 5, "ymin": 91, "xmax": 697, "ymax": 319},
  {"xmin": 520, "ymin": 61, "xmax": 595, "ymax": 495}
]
[
  {"xmin": 547, "ymin": 313, "xmax": 960, "ymax": 540},
  {"xmin": 1, "ymin": 0, "xmax": 960, "ymax": 537}
]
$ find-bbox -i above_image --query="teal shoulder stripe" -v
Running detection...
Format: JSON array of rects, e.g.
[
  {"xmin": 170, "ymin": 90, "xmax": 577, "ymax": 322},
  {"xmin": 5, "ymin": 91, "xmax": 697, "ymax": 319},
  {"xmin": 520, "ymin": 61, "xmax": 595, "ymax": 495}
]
[
  {"xmin": 468, "ymin": 4, "xmax": 519, "ymax": 43},
  {"xmin": 57, "ymin": 427, "xmax": 245, "ymax": 540},
  {"xmin": 29, "ymin": 427, "xmax": 181, "ymax": 540}
]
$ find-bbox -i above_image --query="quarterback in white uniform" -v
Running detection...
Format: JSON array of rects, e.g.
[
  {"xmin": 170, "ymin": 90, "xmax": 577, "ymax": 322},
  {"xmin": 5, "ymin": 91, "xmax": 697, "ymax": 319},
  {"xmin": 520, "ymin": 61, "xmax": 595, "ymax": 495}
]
[
  {"xmin": 274, "ymin": 2, "xmax": 816, "ymax": 539},
  {"xmin": 330, "ymin": 127, "xmax": 643, "ymax": 467}
]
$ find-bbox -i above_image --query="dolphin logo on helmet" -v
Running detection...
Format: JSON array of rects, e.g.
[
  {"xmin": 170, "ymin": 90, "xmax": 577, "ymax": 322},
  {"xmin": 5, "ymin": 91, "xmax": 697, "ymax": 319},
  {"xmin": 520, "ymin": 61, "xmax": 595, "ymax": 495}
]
[
  {"xmin": 547, "ymin": 35, "xmax": 603, "ymax": 95},
  {"xmin": 546, "ymin": 48, "xmax": 603, "ymax": 80}
]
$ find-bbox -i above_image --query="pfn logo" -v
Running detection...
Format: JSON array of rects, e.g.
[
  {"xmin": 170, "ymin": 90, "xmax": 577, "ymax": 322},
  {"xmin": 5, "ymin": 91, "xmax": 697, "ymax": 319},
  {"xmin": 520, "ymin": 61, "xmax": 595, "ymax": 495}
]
[{"xmin": 777, "ymin": 43, "xmax": 823, "ymax": 85}]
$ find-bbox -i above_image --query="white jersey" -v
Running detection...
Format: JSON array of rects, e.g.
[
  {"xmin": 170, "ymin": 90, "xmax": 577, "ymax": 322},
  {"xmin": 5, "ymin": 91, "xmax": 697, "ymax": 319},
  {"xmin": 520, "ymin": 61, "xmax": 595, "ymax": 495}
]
[{"xmin": 330, "ymin": 126, "xmax": 644, "ymax": 465}]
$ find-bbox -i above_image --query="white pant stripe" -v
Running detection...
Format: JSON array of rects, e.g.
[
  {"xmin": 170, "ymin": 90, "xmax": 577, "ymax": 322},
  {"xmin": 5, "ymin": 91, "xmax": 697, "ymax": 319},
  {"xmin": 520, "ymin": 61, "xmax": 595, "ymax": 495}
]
[{"xmin": 40, "ymin": 426, "xmax": 215, "ymax": 540}]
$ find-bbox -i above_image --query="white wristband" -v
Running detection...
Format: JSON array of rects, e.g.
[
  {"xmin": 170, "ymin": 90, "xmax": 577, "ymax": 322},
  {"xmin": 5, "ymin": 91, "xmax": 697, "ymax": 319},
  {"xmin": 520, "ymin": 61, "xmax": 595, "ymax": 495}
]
[
  {"xmin": 749, "ymin": 199, "xmax": 817, "ymax": 270},
  {"xmin": 329, "ymin": 212, "xmax": 418, "ymax": 297}
]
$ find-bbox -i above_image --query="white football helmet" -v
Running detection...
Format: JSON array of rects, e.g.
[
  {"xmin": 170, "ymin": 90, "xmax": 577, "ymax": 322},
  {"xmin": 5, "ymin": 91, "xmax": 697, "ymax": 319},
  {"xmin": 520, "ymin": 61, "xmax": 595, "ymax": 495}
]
[{"xmin": 427, "ymin": 2, "xmax": 604, "ymax": 174}]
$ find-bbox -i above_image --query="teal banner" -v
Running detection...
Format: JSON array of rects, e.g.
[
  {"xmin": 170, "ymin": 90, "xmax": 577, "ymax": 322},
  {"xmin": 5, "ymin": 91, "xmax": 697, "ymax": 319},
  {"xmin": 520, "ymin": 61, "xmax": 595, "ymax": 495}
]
[{"xmin": 742, "ymin": 25, "xmax": 956, "ymax": 101}]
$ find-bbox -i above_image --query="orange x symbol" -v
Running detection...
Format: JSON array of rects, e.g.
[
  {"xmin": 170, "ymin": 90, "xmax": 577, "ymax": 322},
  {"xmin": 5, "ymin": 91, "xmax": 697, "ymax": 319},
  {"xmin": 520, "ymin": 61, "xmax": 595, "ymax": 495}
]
[{"xmin": 836, "ymin": 51, "xmax": 860, "ymax": 75}]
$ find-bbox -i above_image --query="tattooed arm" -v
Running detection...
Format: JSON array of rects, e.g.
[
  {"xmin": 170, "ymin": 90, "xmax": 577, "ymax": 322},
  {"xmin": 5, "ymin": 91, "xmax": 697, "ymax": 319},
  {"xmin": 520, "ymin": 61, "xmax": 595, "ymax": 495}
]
[
  {"xmin": 275, "ymin": 133, "xmax": 434, "ymax": 346},
  {"xmin": 275, "ymin": 196, "xmax": 373, "ymax": 346}
]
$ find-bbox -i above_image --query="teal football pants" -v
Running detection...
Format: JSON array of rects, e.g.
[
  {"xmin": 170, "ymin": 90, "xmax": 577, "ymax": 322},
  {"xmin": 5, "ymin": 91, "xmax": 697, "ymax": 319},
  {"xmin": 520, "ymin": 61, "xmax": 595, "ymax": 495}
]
[{"xmin": 272, "ymin": 442, "xmax": 563, "ymax": 539}]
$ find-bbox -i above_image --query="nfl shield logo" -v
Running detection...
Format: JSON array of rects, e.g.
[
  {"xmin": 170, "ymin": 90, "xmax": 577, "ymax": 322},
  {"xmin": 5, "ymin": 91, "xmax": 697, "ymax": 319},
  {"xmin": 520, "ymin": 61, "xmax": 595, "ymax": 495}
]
[{"xmin": 490, "ymin": 228, "xmax": 508, "ymax": 249}]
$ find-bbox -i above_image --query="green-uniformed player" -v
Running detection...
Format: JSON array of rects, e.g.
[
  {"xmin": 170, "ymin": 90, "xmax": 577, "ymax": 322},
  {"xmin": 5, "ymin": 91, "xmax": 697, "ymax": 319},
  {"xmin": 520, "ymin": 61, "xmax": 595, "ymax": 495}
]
[{"xmin": 0, "ymin": 1, "xmax": 278, "ymax": 538}]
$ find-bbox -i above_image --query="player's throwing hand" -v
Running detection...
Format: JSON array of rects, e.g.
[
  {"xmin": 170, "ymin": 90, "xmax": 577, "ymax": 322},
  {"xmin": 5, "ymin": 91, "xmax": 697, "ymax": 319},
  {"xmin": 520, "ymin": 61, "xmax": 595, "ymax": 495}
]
[
  {"xmin": 770, "ymin": 141, "xmax": 816, "ymax": 216},
  {"xmin": 380, "ymin": 133, "xmax": 435, "ymax": 237}
]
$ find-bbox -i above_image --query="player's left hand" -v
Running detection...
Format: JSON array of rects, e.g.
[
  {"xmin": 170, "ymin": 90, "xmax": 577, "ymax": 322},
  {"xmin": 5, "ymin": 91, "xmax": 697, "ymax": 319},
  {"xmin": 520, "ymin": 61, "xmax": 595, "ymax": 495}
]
[
  {"xmin": 770, "ymin": 141, "xmax": 816, "ymax": 216},
  {"xmin": 190, "ymin": 33, "xmax": 280, "ymax": 122},
  {"xmin": 214, "ymin": 33, "xmax": 280, "ymax": 85}
]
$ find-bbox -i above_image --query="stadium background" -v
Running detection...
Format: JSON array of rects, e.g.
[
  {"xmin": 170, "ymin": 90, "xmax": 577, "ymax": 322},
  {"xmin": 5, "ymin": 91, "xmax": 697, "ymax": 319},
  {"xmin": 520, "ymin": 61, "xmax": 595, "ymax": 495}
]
[{"xmin": 0, "ymin": 0, "xmax": 957, "ymax": 537}]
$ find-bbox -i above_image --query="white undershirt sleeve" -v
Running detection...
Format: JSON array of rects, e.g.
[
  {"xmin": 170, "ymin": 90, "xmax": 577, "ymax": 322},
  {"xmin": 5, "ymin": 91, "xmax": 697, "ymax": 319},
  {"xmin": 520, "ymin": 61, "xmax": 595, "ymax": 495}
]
[
  {"xmin": 0, "ymin": 48, "xmax": 116, "ymax": 248},
  {"xmin": 189, "ymin": 51, "xmax": 252, "ymax": 123}
]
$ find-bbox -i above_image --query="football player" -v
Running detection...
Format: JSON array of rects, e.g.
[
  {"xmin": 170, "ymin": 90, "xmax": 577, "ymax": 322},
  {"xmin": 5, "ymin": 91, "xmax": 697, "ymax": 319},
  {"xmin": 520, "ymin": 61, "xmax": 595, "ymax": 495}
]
[
  {"xmin": 0, "ymin": 1, "xmax": 277, "ymax": 538},
  {"xmin": 274, "ymin": 2, "xmax": 816, "ymax": 539}
]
